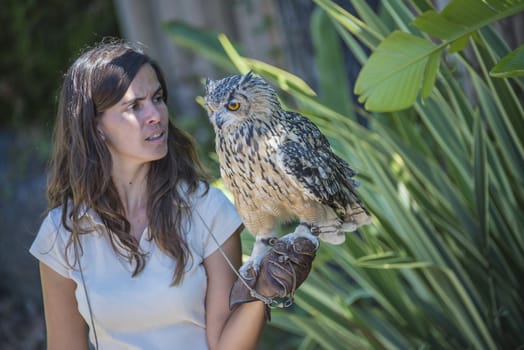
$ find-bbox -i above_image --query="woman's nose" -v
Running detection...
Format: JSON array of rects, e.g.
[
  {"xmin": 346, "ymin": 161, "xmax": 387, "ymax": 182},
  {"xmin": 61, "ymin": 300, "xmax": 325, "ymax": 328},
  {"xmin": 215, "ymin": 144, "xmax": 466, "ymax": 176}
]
[{"xmin": 145, "ymin": 100, "xmax": 161, "ymax": 124}]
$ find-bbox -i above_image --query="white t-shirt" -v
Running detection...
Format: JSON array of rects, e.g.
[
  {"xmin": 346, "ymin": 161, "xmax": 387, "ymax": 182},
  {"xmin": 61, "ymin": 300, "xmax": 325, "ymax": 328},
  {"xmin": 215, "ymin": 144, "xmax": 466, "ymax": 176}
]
[{"xmin": 29, "ymin": 184, "xmax": 242, "ymax": 350}]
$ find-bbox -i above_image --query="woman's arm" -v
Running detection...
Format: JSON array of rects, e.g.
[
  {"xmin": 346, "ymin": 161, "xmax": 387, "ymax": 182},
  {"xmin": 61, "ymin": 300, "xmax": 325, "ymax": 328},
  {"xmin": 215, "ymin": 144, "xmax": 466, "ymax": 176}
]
[
  {"xmin": 39, "ymin": 262, "xmax": 89, "ymax": 350},
  {"xmin": 204, "ymin": 227, "xmax": 266, "ymax": 350}
]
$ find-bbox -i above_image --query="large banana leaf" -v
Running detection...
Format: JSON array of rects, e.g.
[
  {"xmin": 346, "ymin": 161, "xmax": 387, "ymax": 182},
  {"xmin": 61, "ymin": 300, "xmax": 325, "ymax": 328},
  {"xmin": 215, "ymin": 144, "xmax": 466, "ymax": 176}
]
[
  {"xmin": 354, "ymin": 31, "xmax": 443, "ymax": 112},
  {"xmin": 350, "ymin": 0, "xmax": 524, "ymax": 111}
]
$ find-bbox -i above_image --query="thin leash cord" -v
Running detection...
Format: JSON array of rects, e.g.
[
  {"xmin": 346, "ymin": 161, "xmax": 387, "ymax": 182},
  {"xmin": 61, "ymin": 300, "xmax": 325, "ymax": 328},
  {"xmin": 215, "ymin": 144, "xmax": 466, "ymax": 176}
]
[
  {"xmin": 194, "ymin": 209, "xmax": 275, "ymax": 306},
  {"xmin": 74, "ymin": 239, "xmax": 99, "ymax": 350}
]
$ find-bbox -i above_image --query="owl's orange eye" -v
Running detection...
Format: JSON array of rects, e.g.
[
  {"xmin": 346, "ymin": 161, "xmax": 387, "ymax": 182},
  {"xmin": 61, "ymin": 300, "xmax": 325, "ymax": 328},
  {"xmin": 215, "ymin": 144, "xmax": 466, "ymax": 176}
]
[{"xmin": 226, "ymin": 102, "xmax": 240, "ymax": 111}]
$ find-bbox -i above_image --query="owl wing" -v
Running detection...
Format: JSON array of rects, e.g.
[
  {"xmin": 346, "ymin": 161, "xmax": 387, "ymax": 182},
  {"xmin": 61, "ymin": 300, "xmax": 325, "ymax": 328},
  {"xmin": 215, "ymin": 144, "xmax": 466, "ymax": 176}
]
[{"xmin": 276, "ymin": 112, "xmax": 360, "ymax": 215}]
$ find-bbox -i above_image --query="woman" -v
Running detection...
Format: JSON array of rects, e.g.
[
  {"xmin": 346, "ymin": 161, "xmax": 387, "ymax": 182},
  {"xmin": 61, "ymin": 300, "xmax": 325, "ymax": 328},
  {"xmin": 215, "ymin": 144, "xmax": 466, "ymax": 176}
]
[{"xmin": 29, "ymin": 40, "xmax": 267, "ymax": 349}]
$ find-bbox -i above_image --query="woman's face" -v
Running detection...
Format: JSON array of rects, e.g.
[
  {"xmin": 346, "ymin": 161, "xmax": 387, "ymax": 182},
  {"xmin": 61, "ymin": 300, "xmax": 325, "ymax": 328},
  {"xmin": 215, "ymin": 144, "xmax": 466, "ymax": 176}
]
[{"xmin": 98, "ymin": 64, "xmax": 169, "ymax": 169}]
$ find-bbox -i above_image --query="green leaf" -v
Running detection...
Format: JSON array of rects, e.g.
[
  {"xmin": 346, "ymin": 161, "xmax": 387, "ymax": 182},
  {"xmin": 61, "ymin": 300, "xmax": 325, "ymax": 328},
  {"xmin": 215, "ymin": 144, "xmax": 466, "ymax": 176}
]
[
  {"xmin": 355, "ymin": 0, "xmax": 524, "ymax": 111},
  {"xmin": 442, "ymin": 0, "xmax": 524, "ymax": 25},
  {"xmin": 354, "ymin": 31, "xmax": 439, "ymax": 111},
  {"xmin": 490, "ymin": 43, "xmax": 524, "ymax": 77},
  {"xmin": 217, "ymin": 34, "xmax": 250, "ymax": 73},
  {"xmin": 382, "ymin": 1, "xmax": 420, "ymax": 34},
  {"xmin": 473, "ymin": 116, "xmax": 488, "ymax": 243},
  {"xmin": 332, "ymin": 21, "xmax": 369, "ymax": 65},
  {"xmin": 421, "ymin": 49, "xmax": 442, "ymax": 98},
  {"xmin": 350, "ymin": 0, "xmax": 390, "ymax": 37},
  {"xmin": 468, "ymin": 39, "xmax": 524, "ymax": 181},
  {"xmin": 448, "ymin": 34, "xmax": 470, "ymax": 53},
  {"xmin": 355, "ymin": 253, "xmax": 434, "ymax": 269},
  {"xmin": 413, "ymin": 0, "xmax": 524, "ymax": 41},
  {"xmin": 412, "ymin": 10, "xmax": 465, "ymax": 40}
]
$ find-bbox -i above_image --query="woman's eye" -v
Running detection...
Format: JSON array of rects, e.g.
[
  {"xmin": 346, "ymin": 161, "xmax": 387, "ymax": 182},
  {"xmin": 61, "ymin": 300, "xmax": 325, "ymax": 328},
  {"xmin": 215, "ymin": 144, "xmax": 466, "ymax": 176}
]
[
  {"xmin": 154, "ymin": 94, "xmax": 164, "ymax": 103},
  {"xmin": 226, "ymin": 102, "xmax": 240, "ymax": 111},
  {"xmin": 128, "ymin": 102, "xmax": 140, "ymax": 111}
]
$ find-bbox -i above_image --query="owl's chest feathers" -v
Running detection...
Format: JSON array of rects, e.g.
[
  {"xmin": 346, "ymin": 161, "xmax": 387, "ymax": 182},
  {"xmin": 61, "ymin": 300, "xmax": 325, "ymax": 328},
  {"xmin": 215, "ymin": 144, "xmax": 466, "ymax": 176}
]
[{"xmin": 217, "ymin": 122, "xmax": 293, "ymax": 202}]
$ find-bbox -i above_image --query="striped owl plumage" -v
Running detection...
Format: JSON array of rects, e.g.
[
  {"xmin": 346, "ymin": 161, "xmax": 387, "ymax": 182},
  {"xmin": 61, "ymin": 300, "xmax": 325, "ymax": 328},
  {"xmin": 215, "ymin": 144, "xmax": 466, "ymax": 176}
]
[{"xmin": 205, "ymin": 72, "xmax": 371, "ymax": 275}]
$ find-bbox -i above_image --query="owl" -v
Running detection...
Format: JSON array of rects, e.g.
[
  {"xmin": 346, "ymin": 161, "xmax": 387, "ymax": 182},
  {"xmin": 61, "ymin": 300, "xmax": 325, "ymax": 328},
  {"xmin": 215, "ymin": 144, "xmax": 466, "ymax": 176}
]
[{"xmin": 205, "ymin": 71, "xmax": 371, "ymax": 276}]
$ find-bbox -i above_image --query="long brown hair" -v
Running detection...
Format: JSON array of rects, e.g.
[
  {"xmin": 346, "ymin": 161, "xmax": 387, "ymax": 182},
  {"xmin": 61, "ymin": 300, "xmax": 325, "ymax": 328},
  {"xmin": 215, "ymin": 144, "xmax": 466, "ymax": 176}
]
[{"xmin": 47, "ymin": 40, "xmax": 208, "ymax": 284}]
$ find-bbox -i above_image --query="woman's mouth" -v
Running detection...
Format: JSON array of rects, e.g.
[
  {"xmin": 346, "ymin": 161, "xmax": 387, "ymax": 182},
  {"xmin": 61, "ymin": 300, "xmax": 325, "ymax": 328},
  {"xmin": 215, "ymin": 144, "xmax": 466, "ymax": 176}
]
[{"xmin": 145, "ymin": 131, "xmax": 165, "ymax": 142}]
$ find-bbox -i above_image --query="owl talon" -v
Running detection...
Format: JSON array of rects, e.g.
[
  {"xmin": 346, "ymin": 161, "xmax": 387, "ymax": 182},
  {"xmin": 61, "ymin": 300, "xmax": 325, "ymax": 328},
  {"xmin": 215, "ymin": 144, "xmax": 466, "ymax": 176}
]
[
  {"xmin": 239, "ymin": 252, "xmax": 267, "ymax": 278},
  {"xmin": 310, "ymin": 225, "xmax": 321, "ymax": 235},
  {"xmin": 261, "ymin": 237, "xmax": 278, "ymax": 246},
  {"xmin": 240, "ymin": 236, "xmax": 274, "ymax": 278},
  {"xmin": 280, "ymin": 224, "xmax": 320, "ymax": 249}
]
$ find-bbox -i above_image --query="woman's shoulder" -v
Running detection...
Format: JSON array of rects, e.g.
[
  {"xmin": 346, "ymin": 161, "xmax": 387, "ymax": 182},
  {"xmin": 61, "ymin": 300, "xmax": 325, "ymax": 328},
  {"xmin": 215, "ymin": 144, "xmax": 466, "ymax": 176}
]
[
  {"xmin": 38, "ymin": 202, "xmax": 100, "ymax": 237},
  {"xmin": 30, "ymin": 206, "xmax": 68, "ymax": 251},
  {"xmin": 41, "ymin": 202, "xmax": 76, "ymax": 224},
  {"xmin": 30, "ymin": 205, "xmax": 77, "ymax": 277},
  {"xmin": 42, "ymin": 205, "xmax": 67, "ymax": 230},
  {"xmin": 32, "ymin": 205, "xmax": 73, "ymax": 244}
]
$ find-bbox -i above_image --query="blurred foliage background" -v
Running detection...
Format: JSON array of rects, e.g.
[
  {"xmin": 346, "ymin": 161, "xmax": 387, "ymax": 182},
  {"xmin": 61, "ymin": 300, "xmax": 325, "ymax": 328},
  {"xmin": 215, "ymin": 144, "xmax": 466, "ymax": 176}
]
[
  {"xmin": 1, "ymin": 0, "xmax": 523, "ymax": 349},
  {"xmin": 0, "ymin": 0, "xmax": 120, "ymax": 129},
  {"xmin": 0, "ymin": 0, "xmax": 120, "ymax": 348}
]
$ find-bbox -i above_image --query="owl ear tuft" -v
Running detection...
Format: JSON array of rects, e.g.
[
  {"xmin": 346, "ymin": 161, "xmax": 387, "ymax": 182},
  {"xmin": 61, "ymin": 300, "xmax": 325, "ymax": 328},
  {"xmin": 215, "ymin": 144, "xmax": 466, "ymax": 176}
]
[{"xmin": 239, "ymin": 70, "xmax": 254, "ymax": 85}]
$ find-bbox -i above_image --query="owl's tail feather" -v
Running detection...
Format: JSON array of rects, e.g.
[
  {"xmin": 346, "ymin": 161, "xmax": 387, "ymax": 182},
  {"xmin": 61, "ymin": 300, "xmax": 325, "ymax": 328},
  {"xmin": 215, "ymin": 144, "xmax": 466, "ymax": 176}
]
[
  {"xmin": 344, "ymin": 204, "xmax": 372, "ymax": 231},
  {"xmin": 343, "ymin": 201, "xmax": 372, "ymax": 230},
  {"xmin": 313, "ymin": 202, "xmax": 372, "ymax": 245}
]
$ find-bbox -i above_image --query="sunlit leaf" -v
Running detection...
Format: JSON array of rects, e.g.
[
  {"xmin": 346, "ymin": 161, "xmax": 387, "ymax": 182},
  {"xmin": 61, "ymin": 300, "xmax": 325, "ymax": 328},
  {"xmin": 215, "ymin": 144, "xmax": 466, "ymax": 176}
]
[
  {"xmin": 354, "ymin": 31, "xmax": 438, "ymax": 111},
  {"xmin": 355, "ymin": 0, "xmax": 524, "ymax": 111},
  {"xmin": 355, "ymin": 253, "xmax": 434, "ymax": 269},
  {"xmin": 412, "ymin": 10, "xmax": 465, "ymax": 40},
  {"xmin": 217, "ymin": 34, "xmax": 250, "ymax": 74}
]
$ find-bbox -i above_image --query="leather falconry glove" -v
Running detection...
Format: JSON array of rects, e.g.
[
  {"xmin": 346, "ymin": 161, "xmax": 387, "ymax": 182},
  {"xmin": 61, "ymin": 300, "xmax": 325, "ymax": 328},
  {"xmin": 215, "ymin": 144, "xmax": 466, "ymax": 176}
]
[{"xmin": 229, "ymin": 233, "xmax": 318, "ymax": 321}]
